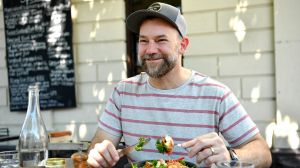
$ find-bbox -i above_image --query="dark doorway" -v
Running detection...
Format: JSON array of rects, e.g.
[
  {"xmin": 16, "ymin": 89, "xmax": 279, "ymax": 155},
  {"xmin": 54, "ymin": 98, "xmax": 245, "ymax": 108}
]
[{"xmin": 125, "ymin": 0, "xmax": 182, "ymax": 77}]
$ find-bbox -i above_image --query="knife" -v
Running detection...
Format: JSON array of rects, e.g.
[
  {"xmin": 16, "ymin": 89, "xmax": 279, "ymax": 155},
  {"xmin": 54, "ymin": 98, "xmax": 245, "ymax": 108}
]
[{"xmin": 117, "ymin": 137, "xmax": 151, "ymax": 157}]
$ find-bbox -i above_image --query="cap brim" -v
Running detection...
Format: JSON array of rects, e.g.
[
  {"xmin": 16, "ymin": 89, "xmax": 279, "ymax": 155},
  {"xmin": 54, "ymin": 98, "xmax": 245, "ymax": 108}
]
[{"xmin": 126, "ymin": 9, "xmax": 179, "ymax": 35}]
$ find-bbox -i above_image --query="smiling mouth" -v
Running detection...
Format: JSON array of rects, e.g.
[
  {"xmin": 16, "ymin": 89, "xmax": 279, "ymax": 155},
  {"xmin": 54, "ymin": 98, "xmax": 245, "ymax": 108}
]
[{"xmin": 146, "ymin": 57, "xmax": 162, "ymax": 61}]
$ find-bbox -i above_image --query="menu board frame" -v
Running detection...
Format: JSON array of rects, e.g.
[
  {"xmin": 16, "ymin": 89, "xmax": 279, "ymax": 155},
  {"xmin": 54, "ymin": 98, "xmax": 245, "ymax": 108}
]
[{"xmin": 3, "ymin": 0, "xmax": 76, "ymax": 111}]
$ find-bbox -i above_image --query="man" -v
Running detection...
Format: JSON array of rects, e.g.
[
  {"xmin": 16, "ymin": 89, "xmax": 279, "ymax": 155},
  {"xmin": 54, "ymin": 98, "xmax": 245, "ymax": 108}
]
[{"xmin": 87, "ymin": 2, "xmax": 272, "ymax": 168}]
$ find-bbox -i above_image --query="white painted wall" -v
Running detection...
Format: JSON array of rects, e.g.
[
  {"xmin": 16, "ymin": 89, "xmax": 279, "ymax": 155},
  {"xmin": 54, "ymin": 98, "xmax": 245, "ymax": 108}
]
[
  {"xmin": 0, "ymin": 0, "xmax": 127, "ymax": 144},
  {"xmin": 273, "ymin": 0, "xmax": 300, "ymax": 149},
  {"xmin": 0, "ymin": 0, "xmax": 299, "ymax": 149},
  {"xmin": 182, "ymin": 0, "xmax": 275, "ymax": 141}
]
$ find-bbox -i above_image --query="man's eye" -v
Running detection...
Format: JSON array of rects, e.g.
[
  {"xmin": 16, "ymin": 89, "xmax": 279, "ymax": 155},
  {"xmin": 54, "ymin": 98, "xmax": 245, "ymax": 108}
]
[
  {"xmin": 139, "ymin": 39, "xmax": 148, "ymax": 43},
  {"xmin": 157, "ymin": 39, "xmax": 168, "ymax": 42}
]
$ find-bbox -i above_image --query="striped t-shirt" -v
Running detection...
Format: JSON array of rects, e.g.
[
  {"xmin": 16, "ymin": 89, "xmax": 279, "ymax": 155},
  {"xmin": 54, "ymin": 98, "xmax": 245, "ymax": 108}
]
[{"xmin": 98, "ymin": 70, "xmax": 258, "ymax": 165}]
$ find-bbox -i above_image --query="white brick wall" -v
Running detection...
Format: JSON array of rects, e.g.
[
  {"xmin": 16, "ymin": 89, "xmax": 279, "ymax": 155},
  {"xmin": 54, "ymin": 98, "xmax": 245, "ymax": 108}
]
[
  {"xmin": 0, "ymin": 27, "xmax": 5, "ymax": 48},
  {"xmin": 184, "ymin": 56, "xmax": 218, "ymax": 77},
  {"xmin": 219, "ymin": 53, "xmax": 274, "ymax": 76},
  {"xmin": 0, "ymin": 11, "xmax": 3, "ymax": 29},
  {"xmin": 0, "ymin": 49, "xmax": 5, "ymax": 68},
  {"xmin": 76, "ymin": 64, "xmax": 97, "ymax": 82},
  {"xmin": 0, "ymin": 88, "xmax": 6, "ymax": 106},
  {"xmin": 217, "ymin": 77, "xmax": 241, "ymax": 98},
  {"xmin": 97, "ymin": 61, "xmax": 126, "ymax": 82},
  {"xmin": 0, "ymin": 0, "xmax": 126, "ymax": 141},
  {"xmin": 77, "ymin": 42, "xmax": 126, "ymax": 62},
  {"xmin": 3, "ymin": 0, "xmax": 298, "ymax": 146},
  {"xmin": 186, "ymin": 33, "xmax": 239, "ymax": 55},
  {"xmin": 183, "ymin": 0, "xmax": 276, "ymax": 139},
  {"xmin": 241, "ymin": 30, "xmax": 274, "ymax": 52},
  {"xmin": 184, "ymin": 12, "xmax": 216, "ymax": 34},
  {"xmin": 0, "ymin": 69, "xmax": 8, "ymax": 87},
  {"xmin": 73, "ymin": 20, "xmax": 125, "ymax": 42},
  {"xmin": 182, "ymin": 0, "xmax": 237, "ymax": 11},
  {"xmin": 218, "ymin": 6, "xmax": 273, "ymax": 31},
  {"xmin": 242, "ymin": 76, "xmax": 275, "ymax": 99},
  {"xmin": 74, "ymin": 0, "xmax": 124, "ymax": 22}
]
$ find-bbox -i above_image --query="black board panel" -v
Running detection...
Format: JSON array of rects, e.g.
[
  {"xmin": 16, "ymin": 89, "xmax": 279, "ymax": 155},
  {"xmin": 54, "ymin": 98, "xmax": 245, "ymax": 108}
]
[{"xmin": 3, "ymin": 0, "xmax": 76, "ymax": 111}]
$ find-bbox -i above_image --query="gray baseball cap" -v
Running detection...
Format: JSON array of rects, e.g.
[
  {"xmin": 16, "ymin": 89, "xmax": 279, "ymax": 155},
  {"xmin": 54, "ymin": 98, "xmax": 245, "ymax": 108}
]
[{"xmin": 126, "ymin": 2, "xmax": 187, "ymax": 37}]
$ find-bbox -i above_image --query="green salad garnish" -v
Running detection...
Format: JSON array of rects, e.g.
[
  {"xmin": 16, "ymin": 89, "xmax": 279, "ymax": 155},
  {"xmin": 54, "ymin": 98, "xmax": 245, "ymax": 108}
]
[
  {"xmin": 135, "ymin": 137, "xmax": 146, "ymax": 151},
  {"xmin": 156, "ymin": 139, "xmax": 168, "ymax": 154},
  {"xmin": 131, "ymin": 162, "xmax": 138, "ymax": 168}
]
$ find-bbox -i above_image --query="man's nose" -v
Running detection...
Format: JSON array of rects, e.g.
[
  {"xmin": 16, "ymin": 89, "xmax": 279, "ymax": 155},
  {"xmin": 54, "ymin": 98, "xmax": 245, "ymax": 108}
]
[{"xmin": 145, "ymin": 41, "xmax": 158, "ymax": 54}]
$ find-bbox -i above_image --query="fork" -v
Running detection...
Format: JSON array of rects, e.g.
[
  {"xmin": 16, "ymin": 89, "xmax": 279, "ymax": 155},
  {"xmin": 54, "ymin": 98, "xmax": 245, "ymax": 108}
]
[
  {"xmin": 175, "ymin": 143, "xmax": 189, "ymax": 152},
  {"xmin": 117, "ymin": 137, "xmax": 151, "ymax": 157}
]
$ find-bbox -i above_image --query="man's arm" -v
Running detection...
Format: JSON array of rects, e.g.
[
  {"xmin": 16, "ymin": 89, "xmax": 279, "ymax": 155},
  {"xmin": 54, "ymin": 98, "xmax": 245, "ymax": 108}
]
[
  {"xmin": 88, "ymin": 127, "xmax": 120, "ymax": 152},
  {"xmin": 87, "ymin": 128, "xmax": 121, "ymax": 168},
  {"xmin": 234, "ymin": 133, "xmax": 272, "ymax": 168}
]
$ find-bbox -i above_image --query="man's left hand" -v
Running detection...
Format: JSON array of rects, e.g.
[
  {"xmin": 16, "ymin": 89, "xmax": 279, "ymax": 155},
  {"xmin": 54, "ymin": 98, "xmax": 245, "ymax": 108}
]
[{"xmin": 181, "ymin": 132, "xmax": 231, "ymax": 166}]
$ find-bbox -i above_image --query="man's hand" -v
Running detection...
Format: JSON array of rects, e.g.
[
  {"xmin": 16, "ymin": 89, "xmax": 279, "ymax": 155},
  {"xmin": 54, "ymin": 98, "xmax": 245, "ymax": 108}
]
[
  {"xmin": 87, "ymin": 140, "xmax": 120, "ymax": 168},
  {"xmin": 181, "ymin": 132, "xmax": 230, "ymax": 166}
]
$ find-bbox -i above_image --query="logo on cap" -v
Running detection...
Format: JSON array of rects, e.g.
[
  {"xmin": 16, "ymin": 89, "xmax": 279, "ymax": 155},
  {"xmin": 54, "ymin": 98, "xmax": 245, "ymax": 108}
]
[{"xmin": 147, "ymin": 3, "xmax": 161, "ymax": 12}]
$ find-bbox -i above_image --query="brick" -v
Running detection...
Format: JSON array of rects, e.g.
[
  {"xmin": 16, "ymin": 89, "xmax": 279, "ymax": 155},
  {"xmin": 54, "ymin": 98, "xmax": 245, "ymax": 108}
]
[
  {"xmin": 76, "ymin": 64, "xmax": 97, "ymax": 82},
  {"xmin": 255, "ymin": 122, "xmax": 272, "ymax": 140},
  {"xmin": 241, "ymin": 100, "xmax": 275, "ymax": 122},
  {"xmin": 0, "ymin": 88, "xmax": 6, "ymax": 106},
  {"xmin": 218, "ymin": 6, "xmax": 273, "ymax": 31},
  {"xmin": 53, "ymin": 103, "xmax": 106, "ymax": 123},
  {"xmin": 185, "ymin": 56, "xmax": 217, "ymax": 77},
  {"xmin": 0, "ymin": 49, "xmax": 6, "ymax": 68},
  {"xmin": 77, "ymin": 42, "xmax": 126, "ymax": 62},
  {"xmin": 184, "ymin": 12, "xmax": 216, "ymax": 34},
  {"xmin": 74, "ymin": 0, "xmax": 124, "ymax": 23},
  {"xmin": 217, "ymin": 77, "xmax": 241, "ymax": 98},
  {"xmin": 73, "ymin": 20, "xmax": 125, "ymax": 42},
  {"xmin": 0, "ymin": 107, "xmax": 27, "ymax": 124},
  {"xmin": 0, "ymin": 29, "xmax": 5, "ymax": 48},
  {"xmin": 0, "ymin": 69, "xmax": 8, "ymax": 86},
  {"xmin": 219, "ymin": 53, "xmax": 274, "ymax": 76},
  {"xmin": 97, "ymin": 61, "xmax": 127, "ymax": 82},
  {"xmin": 54, "ymin": 123, "xmax": 97, "ymax": 141},
  {"xmin": 276, "ymin": 42, "xmax": 300, "ymax": 122},
  {"xmin": 0, "ymin": 11, "xmax": 3, "ymax": 29},
  {"xmin": 242, "ymin": 76, "xmax": 275, "ymax": 99},
  {"xmin": 244, "ymin": 0, "xmax": 273, "ymax": 6},
  {"xmin": 182, "ymin": 0, "xmax": 237, "ymax": 12},
  {"xmin": 275, "ymin": 0, "xmax": 300, "ymax": 41},
  {"xmin": 77, "ymin": 83, "xmax": 115, "ymax": 103},
  {"xmin": 186, "ymin": 33, "xmax": 239, "ymax": 56},
  {"xmin": 241, "ymin": 30, "xmax": 274, "ymax": 52}
]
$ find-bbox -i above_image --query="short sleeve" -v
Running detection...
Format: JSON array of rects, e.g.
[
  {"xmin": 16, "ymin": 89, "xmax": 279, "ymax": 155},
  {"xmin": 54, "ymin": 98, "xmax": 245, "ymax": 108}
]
[{"xmin": 218, "ymin": 90, "xmax": 259, "ymax": 147}]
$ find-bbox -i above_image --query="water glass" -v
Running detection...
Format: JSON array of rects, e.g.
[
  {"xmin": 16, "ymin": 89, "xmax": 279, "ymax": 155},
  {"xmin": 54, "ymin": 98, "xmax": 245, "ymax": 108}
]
[
  {"xmin": 215, "ymin": 160, "xmax": 254, "ymax": 168},
  {"xmin": 0, "ymin": 150, "xmax": 19, "ymax": 168}
]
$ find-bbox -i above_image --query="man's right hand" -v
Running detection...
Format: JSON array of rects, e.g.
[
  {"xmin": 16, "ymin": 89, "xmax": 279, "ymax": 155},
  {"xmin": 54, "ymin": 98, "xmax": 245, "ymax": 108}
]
[{"xmin": 87, "ymin": 140, "xmax": 120, "ymax": 168}]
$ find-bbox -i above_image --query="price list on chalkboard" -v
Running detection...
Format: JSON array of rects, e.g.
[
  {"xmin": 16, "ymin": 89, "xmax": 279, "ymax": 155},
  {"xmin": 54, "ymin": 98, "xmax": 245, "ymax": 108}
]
[{"xmin": 3, "ymin": 0, "xmax": 76, "ymax": 111}]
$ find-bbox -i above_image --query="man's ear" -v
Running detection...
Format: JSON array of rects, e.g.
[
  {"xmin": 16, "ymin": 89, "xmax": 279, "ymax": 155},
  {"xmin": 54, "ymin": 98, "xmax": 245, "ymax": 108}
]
[{"xmin": 180, "ymin": 37, "xmax": 189, "ymax": 53}]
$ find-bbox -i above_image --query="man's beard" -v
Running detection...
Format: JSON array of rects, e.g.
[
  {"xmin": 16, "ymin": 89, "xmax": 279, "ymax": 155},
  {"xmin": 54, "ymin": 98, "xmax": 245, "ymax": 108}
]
[{"xmin": 140, "ymin": 53, "xmax": 177, "ymax": 78}]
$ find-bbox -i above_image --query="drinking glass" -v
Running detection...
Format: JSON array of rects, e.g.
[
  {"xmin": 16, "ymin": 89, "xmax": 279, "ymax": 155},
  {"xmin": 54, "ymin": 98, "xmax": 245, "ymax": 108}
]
[
  {"xmin": 0, "ymin": 150, "xmax": 19, "ymax": 168},
  {"xmin": 215, "ymin": 160, "xmax": 254, "ymax": 168}
]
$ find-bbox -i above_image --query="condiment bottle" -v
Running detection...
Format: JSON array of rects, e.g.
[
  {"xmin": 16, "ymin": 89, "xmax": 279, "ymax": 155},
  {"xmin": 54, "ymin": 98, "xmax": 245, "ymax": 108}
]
[
  {"xmin": 46, "ymin": 158, "xmax": 65, "ymax": 168},
  {"xmin": 18, "ymin": 84, "xmax": 49, "ymax": 167},
  {"xmin": 71, "ymin": 144, "xmax": 88, "ymax": 168}
]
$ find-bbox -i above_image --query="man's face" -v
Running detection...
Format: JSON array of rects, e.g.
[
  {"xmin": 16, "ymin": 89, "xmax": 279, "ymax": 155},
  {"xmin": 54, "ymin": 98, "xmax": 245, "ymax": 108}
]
[{"xmin": 138, "ymin": 18, "xmax": 182, "ymax": 78}]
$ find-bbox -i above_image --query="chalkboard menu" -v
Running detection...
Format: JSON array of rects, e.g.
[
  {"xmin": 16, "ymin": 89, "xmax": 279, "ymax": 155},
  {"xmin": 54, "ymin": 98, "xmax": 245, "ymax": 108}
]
[{"xmin": 3, "ymin": 0, "xmax": 76, "ymax": 111}]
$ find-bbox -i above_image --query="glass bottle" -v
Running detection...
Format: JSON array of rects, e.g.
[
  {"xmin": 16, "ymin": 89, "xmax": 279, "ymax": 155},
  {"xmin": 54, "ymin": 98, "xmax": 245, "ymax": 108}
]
[{"xmin": 18, "ymin": 84, "xmax": 49, "ymax": 167}]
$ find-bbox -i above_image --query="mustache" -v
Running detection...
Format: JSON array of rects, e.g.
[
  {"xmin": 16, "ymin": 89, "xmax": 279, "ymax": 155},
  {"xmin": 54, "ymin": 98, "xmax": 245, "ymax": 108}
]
[{"xmin": 142, "ymin": 54, "xmax": 163, "ymax": 60}]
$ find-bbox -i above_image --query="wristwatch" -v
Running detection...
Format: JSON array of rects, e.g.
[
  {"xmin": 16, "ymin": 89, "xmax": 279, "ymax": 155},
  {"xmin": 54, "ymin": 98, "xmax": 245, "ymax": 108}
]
[{"xmin": 228, "ymin": 148, "xmax": 239, "ymax": 161}]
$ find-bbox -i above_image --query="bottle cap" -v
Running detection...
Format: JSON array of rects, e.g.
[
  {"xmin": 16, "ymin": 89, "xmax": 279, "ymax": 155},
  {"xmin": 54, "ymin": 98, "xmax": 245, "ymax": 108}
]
[{"xmin": 46, "ymin": 158, "xmax": 65, "ymax": 167}]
